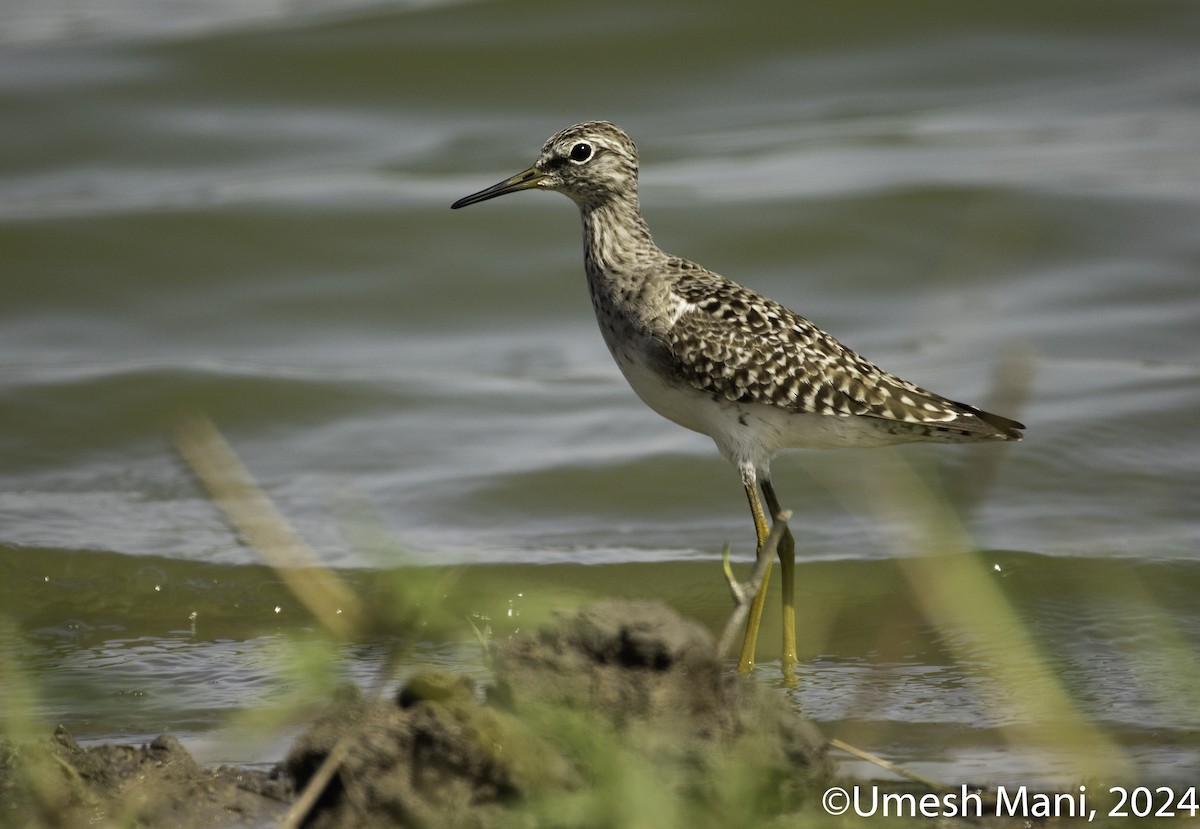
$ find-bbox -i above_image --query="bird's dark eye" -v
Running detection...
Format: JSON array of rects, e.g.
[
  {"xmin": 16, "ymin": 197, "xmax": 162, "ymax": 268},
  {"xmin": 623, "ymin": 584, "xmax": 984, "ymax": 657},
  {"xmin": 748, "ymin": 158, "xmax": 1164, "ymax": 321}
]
[{"xmin": 569, "ymin": 142, "xmax": 594, "ymax": 163}]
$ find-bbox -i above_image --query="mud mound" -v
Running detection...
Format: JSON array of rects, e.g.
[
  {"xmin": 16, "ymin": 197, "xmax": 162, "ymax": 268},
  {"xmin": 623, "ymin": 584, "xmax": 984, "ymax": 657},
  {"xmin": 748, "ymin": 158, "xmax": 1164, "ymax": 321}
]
[{"xmin": 285, "ymin": 600, "xmax": 828, "ymax": 828}]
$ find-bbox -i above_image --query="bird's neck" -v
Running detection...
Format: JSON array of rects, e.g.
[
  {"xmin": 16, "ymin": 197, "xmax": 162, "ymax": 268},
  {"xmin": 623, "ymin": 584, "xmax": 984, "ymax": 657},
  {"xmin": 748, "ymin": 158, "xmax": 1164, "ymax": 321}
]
[{"xmin": 578, "ymin": 196, "xmax": 658, "ymax": 281}]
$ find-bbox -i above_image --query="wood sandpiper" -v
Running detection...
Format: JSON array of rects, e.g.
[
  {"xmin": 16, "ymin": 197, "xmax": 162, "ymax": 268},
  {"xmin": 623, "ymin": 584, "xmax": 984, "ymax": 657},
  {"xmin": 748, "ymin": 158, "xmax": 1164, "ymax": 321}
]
[{"xmin": 451, "ymin": 120, "xmax": 1024, "ymax": 675}]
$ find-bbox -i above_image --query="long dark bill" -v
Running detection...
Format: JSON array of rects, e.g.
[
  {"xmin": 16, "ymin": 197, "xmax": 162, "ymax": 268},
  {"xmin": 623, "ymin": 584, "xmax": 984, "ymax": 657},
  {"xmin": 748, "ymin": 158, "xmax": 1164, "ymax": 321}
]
[{"xmin": 450, "ymin": 167, "xmax": 545, "ymax": 209}]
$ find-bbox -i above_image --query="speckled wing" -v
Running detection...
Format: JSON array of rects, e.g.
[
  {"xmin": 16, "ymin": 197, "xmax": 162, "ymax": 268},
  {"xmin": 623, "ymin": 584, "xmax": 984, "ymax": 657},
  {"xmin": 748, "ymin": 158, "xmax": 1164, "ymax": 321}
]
[{"xmin": 661, "ymin": 263, "xmax": 1023, "ymax": 440}]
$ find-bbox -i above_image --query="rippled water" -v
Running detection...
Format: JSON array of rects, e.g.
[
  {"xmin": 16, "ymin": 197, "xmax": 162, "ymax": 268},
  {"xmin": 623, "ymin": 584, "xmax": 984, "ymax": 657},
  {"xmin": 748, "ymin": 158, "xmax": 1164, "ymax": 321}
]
[{"xmin": 2, "ymin": 0, "xmax": 1198, "ymax": 789}]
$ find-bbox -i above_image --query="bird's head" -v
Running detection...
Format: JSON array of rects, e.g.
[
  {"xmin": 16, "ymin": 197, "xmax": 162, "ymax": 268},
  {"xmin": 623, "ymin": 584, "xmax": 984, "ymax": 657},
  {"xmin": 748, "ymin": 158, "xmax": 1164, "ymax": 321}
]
[{"xmin": 452, "ymin": 120, "xmax": 639, "ymax": 211}]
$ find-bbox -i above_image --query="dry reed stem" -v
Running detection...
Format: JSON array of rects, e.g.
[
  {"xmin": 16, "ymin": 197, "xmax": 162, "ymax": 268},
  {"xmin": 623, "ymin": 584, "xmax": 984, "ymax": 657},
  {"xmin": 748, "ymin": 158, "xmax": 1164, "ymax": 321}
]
[{"xmin": 172, "ymin": 413, "xmax": 362, "ymax": 639}]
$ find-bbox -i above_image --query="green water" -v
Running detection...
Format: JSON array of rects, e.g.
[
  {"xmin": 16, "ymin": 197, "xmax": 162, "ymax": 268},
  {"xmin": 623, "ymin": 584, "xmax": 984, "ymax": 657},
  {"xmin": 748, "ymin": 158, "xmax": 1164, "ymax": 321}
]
[{"xmin": 2, "ymin": 0, "xmax": 1198, "ymax": 789}]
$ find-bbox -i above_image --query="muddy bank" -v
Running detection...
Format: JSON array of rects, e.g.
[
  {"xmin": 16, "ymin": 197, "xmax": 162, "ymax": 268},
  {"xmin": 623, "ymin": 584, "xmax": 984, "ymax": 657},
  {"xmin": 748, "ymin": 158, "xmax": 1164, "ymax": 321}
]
[
  {"xmin": 0, "ymin": 727, "xmax": 291, "ymax": 828},
  {"xmin": 4, "ymin": 600, "xmax": 827, "ymax": 828}
]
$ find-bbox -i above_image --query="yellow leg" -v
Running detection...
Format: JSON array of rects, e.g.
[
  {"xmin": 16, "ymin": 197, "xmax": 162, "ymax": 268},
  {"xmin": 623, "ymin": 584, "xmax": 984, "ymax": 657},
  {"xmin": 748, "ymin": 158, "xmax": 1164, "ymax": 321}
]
[
  {"xmin": 737, "ymin": 483, "xmax": 773, "ymax": 673},
  {"xmin": 762, "ymin": 480, "xmax": 798, "ymax": 675}
]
